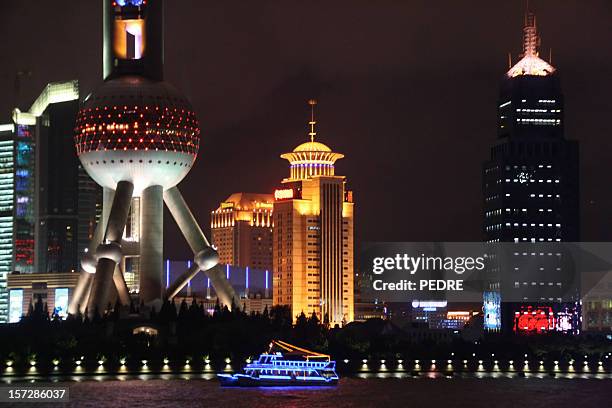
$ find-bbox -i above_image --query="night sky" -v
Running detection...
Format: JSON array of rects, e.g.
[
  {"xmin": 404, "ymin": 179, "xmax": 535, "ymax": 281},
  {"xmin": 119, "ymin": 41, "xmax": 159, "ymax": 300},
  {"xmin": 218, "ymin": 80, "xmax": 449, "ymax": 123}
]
[{"xmin": 1, "ymin": 1, "xmax": 611, "ymax": 260}]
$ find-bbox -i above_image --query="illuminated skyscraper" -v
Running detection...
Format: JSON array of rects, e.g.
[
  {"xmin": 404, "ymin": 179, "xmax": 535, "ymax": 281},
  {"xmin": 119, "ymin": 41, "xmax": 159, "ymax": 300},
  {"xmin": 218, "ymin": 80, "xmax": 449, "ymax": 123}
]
[
  {"xmin": 273, "ymin": 100, "xmax": 354, "ymax": 326},
  {"xmin": 9, "ymin": 122, "xmax": 36, "ymax": 275},
  {"xmin": 0, "ymin": 81, "xmax": 100, "ymax": 323},
  {"xmin": 0, "ymin": 123, "xmax": 15, "ymax": 322},
  {"xmin": 211, "ymin": 193, "xmax": 273, "ymax": 271},
  {"xmin": 482, "ymin": 10, "xmax": 580, "ymax": 333}
]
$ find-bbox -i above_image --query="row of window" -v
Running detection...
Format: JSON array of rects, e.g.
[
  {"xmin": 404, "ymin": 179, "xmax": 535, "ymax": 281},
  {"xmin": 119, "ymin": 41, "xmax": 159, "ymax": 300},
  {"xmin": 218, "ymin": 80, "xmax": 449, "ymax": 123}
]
[
  {"xmin": 506, "ymin": 222, "xmax": 561, "ymax": 227},
  {"xmin": 513, "ymin": 238, "xmax": 562, "ymax": 242},
  {"xmin": 515, "ymin": 108, "xmax": 560, "ymax": 113},
  {"xmin": 504, "ymin": 178, "xmax": 560, "ymax": 183},
  {"xmin": 485, "ymin": 207, "xmax": 559, "ymax": 217},
  {"xmin": 516, "ymin": 118, "xmax": 561, "ymax": 124},
  {"xmin": 514, "ymin": 281, "xmax": 563, "ymax": 287}
]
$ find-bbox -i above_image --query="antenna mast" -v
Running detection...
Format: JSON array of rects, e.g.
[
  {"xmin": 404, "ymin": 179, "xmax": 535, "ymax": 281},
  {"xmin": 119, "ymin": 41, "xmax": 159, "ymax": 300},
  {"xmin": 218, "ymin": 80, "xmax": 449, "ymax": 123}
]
[{"xmin": 308, "ymin": 99, "xmax": 317, "ymax": 143}]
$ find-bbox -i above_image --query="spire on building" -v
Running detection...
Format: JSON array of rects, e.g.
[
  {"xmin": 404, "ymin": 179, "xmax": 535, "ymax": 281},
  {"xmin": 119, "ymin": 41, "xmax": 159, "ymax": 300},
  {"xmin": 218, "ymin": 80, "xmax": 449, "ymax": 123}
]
[
  {"xmin": 308, "ymin": 99, "xmax": 317, "ymax": 143},
  {"xmin": 506, "ymin": 6, "xmax": 555, "ymax": 78},
  {"xmin": 522, "ymin": 0, "xmax": 537, "ymax": 56},
  {"xmin": 280, "ymin": 100, "xmax": 344, "ymax": 181}
]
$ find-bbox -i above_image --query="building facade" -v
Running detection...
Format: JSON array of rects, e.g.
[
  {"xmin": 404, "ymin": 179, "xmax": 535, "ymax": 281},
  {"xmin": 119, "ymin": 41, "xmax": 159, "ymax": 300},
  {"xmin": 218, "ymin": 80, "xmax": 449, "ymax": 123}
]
[
  {"xmin": 273, "ymin": 101, "xmax": 354, "ymax": 326},
  {"xmin": 7, "ymin": 272, "xmax": 79, "ymax": 323},
  {"xmin": 0, "ymin": 81, "xmax": 100, "ymax": 323},
  {"xmin": 0, "ymin": 124, "xmax": 15, "ymax": 320},
  {"xmin": 211, "ymin": 193, "xmax": 273, "ymax": 271},
  {"xmin": 581, "ymin": 270, "xmax": 612, "ymax": 332},
  {"xmin": 482, "ymin": 11, "xmax": 580, "ymax": 333}
]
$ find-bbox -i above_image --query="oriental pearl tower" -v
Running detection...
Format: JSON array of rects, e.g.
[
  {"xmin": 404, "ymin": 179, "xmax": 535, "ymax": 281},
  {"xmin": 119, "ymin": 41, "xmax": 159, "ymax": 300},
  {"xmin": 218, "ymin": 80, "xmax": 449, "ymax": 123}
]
[{"xmin": 68, "ymin": 0, "xmax": 236, "ymax": 318}]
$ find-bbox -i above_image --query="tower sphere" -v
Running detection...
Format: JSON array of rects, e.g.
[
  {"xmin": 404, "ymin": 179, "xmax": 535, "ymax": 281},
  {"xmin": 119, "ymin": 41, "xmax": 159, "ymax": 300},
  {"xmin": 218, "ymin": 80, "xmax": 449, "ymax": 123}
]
[{"xmin": 74, "ymin": 75, "xmax": 200, "ymax": 195}]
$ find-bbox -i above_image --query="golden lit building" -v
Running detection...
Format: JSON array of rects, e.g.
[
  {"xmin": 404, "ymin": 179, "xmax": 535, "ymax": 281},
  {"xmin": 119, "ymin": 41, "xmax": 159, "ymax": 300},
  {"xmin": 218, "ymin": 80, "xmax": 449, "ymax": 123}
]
[
  {"xmin": 273, "ymin": 100, "xmax": 354, "ymax": 326},
  {"xmin": 211, "ymin": 193, "xmax": 274, "ymax": 271}
]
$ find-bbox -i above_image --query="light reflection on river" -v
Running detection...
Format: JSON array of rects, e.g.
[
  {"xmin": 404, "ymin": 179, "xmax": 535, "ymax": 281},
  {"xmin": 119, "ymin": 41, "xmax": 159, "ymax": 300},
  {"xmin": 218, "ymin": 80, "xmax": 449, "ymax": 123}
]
[{"xmin": 1, "ymin": 377, "xmax": 609, "ymax": 408}]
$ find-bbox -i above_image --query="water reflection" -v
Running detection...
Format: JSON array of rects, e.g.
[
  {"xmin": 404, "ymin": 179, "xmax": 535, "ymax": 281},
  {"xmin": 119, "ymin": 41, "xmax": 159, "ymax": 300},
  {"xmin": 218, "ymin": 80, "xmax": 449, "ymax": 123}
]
[{"xmin": 0, "ymin": 369, "xmax": 610, "ymax": 382}]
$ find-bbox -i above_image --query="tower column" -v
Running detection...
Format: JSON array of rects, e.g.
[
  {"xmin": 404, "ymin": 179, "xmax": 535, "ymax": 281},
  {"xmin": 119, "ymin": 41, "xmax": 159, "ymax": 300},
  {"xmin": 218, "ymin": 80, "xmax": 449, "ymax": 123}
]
[
  {"xmin": 87, "ymin": 181, "xmax": 133, "ymax": 319},
  {"xmin": 166, "ymin": 263, "xmax": 199, "ymax": 300},
  {"xmin": 163, "ymin": 186, "xmax": 237, "ymax": 307},
  {"xmin": 139, "ymin": 185, "xmax": 164, "ymax": 305},
  {"xmin": 113, "ymin": 264, "xmax": 131, "ymax": 305},
  {"xmin": 69, "ymin": 187, "xmax": 114, "ymax": 315},
  {"xmin": 69, "ymin": 272, "xmax": 93, "ymax": 316}
]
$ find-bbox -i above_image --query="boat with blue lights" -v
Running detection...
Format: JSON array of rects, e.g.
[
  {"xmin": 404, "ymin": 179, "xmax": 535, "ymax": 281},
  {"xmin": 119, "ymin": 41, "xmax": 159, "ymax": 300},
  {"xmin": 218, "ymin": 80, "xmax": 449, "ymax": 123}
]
[{"xmin": 218, "ymin": 340, "xmax": 339, "ymax": 386}]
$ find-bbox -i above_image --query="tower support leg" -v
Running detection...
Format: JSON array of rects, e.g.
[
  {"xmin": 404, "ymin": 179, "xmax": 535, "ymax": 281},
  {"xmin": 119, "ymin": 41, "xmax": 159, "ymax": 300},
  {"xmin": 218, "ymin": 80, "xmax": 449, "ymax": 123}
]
[
  {"xmin": 163, "ymin": 186, "xmax": 236, "ymax": 307},
  {"xmin": 80, "ymin": 275, "xmax": 94, "ymax": 314},
  {"xmin": 139, "ymin": 185, "xmax": 164, "ymax": 306},
  {"xmin": 68, "ymin": 188, "xmax": 114, "ymax": 316},
  {"xmin": 87, "ymin": 181, "xmax": 133, "ymax": 319},
  {"xmin": 68, "ymin": 272, "xmax": 93, "ymax": 316},
  {"xmin": 113, "ymin": 264, "xmax": 131, "ymax": 305},
  {"xmin": 165, "ymin": 263, "xmax": 200, "ymax": 300}
]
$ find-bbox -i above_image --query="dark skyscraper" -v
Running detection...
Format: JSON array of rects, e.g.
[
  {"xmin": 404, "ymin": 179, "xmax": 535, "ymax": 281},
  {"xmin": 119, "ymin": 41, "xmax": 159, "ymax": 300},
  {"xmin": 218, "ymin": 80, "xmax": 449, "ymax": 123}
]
[
  {"xmin": 482, "ymin": 11, "xmax": 580, "ymax": 334},
  {"xmin": 483, "ymin": 11, "xmax": 579, "ymax": 244},
  {"xmin": 36, "ymin": 98, "xmax": 80, "ymax": 273},
  {"xmin": 35, "ymin": 88, "xmax": 100, "ymax": 273}
]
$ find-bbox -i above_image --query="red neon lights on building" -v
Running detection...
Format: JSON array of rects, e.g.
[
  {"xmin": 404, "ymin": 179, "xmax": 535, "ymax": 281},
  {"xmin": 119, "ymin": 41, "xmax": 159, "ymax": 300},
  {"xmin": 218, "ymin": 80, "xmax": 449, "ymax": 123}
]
[
  {"xmin": 15, "ymin": 239, "xmax": 35, "ymax": 265},
  {"xmin": 513, "ymin": 305, "xmax": 555, "ymax": 334},
  {"xmin": 74, "ymin": 105, "xmax": 200, "ymax": 156}
]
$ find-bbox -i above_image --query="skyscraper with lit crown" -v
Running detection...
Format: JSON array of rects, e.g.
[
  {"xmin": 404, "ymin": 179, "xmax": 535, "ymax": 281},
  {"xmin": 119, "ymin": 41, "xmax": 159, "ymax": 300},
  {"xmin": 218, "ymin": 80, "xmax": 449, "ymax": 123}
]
[
  {"xmin": 273, "ymin": 100, "xmax": 354, "ymax": 326},
  {"xmin": 483, "ymin": 10, "xmax": 579, "ymax": 245},
  {"xmin": 482, "ymin": 10, "xmax": 580, "ymax": 334}
]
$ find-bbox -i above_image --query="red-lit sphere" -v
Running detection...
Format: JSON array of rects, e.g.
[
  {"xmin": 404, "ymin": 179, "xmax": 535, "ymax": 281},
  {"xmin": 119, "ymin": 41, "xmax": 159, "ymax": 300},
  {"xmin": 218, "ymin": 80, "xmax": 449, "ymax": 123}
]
[{"xmin": 74, "ymin": 75, "xmax": 200, "ymax": 194}]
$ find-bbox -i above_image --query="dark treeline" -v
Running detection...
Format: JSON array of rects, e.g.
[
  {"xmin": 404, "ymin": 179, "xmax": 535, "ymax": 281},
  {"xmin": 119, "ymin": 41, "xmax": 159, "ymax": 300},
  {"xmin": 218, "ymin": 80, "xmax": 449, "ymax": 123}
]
[{"xmin": 0, "ymin": 295, "xmax": 609, "ymax": 370}]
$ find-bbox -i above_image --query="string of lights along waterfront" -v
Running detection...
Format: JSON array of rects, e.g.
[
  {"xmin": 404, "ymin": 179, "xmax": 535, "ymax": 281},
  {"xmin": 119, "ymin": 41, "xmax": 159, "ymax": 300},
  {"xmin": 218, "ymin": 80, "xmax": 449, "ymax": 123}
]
[{"xmin": 1, "ymin": 353, "xmax": 610, "ymax": 382}]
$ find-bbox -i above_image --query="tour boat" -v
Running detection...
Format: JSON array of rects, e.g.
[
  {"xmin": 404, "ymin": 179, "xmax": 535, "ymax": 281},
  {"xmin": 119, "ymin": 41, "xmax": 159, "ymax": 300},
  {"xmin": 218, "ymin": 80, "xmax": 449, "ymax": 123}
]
[{"xmin": 218, "ymin": 340, "xmax": 339, "ymax": 386}]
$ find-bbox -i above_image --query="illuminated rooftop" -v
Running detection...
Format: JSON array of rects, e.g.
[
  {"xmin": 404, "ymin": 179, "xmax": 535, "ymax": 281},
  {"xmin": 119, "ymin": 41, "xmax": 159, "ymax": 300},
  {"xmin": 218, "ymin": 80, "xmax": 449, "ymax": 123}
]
[
  {"xmin": 217, "ymin": 193, "xmax": 274, "ymax": 212},
  {"xmin": 292, "ymin": 141, "xmax": 332, "ymax": 153},
  {"xmin": 212, "ymin": 192, "xmax": 274, "ymax": 228},
  {"xmin": 506, "ymin": 11, "xmax": 555, "ymax": 78},
  {"xmin": 281, "ymin": 100, "xmax": 344, "ymax": 181},
  {"xmin": 12, "ymin": 80, "xmax": 79, "ymax": 125},
  {"xmin": 507, "ymin": 55, "xmax": 555, "ymax": 78}
]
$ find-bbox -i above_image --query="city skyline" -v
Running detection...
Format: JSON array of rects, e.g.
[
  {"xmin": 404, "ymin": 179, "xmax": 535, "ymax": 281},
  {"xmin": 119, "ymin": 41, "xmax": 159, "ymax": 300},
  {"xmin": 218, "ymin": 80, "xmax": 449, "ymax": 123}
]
[
  {"xmin": 0, "ymin": 2, "xmax": 609, "ymax": 404},
  {"xmin": 0, "ymin": 1, "xmax": 611, "ymax": 262}
]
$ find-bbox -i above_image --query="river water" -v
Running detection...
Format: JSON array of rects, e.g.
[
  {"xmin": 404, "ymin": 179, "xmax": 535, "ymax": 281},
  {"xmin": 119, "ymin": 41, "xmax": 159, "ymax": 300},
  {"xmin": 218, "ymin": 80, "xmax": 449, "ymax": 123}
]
[{"xmin": 2, "ymin": 376, "xmax": 610, "ymax": 408}]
